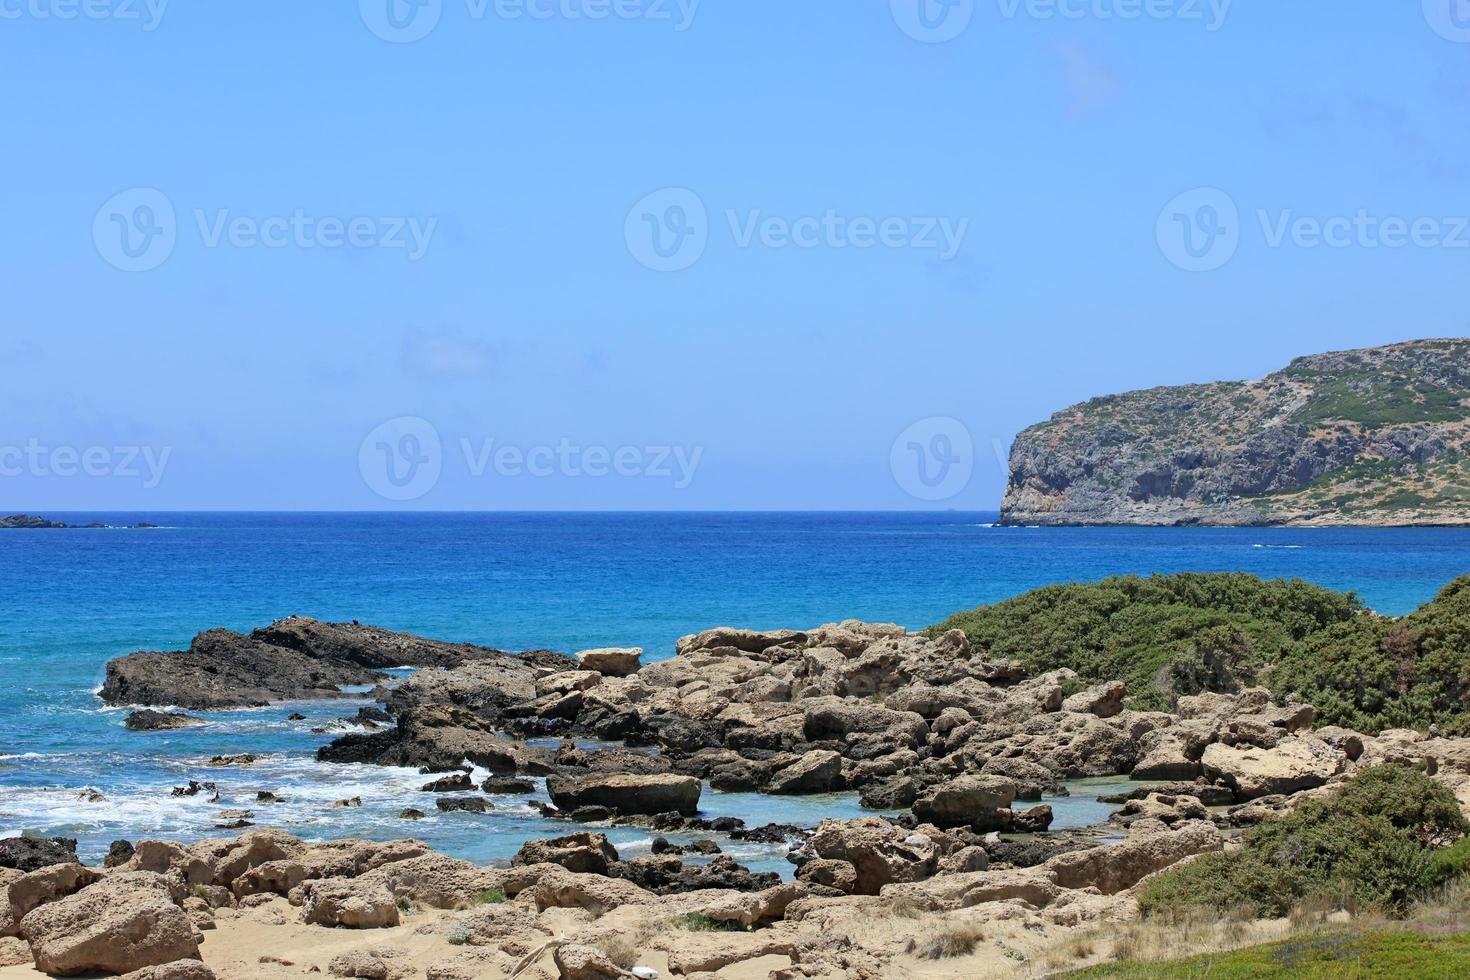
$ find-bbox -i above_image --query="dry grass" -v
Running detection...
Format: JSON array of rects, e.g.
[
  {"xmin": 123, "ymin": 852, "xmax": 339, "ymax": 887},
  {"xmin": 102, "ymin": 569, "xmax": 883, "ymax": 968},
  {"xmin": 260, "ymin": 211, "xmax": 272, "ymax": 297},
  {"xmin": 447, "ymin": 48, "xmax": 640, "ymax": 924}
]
[
  {"xmin": 597, "ymin": 933, "xmax": 639, "ymax": 969},
  {"xmin": 884, "ymin": 896, "xmax": 927, "ymax": 920},
  {"xmin": 906, "ymin": 924, "xmax": 985, "ymax": 960},
  {"xmin": 1058, "ymin": 934, "xmax": 1095, "ymax": 960},
  {"xmin": 1039, "ymin": 905, "xmax": 1291, "ymax": 975},
  {"xmin": 594, "ymin": 923, "xmax": 657, "ymax": 969}
]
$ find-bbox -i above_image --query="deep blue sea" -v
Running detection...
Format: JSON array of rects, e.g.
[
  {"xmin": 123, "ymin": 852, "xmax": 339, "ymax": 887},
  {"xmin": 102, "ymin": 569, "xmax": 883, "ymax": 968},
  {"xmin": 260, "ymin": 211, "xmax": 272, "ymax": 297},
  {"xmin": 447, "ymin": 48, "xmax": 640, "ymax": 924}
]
[{"xmin": 2, "ymin": 512, "xmax": 1468, "ymax": 872}]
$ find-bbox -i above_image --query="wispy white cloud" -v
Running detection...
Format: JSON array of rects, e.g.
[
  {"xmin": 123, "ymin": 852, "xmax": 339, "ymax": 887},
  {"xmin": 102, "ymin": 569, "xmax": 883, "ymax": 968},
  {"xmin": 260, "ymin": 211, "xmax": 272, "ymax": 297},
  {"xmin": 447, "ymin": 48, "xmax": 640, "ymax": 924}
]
[
  {"xmin": 1056, "ymin": 40, "xmax": 1120, "ymax": 120},
  {"xmin": 400, "ymin": 326, "xmax": 501, "ymax": 380}
]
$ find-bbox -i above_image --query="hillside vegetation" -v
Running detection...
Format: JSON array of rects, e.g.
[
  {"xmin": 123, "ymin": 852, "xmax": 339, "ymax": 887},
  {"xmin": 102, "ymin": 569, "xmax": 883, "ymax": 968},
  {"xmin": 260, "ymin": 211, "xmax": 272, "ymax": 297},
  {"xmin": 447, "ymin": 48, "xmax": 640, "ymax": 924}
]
[
  {"xmin": 1001, "ymin": 338, "xmax": 1470, "ymax": 526},
  {"xmin": 932, "ymin": 571, "xmax": 1470, "ymax": 729}
]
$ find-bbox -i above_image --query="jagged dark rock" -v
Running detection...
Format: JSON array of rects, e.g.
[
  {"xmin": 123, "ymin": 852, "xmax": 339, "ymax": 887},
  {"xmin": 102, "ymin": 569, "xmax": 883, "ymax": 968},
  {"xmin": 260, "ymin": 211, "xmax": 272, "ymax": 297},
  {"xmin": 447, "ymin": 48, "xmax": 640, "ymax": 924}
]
[
  {"xmin": 547, "ymin": 773, "xmax": 701, "ymax": 816},
  {"xmin": 124, "ymin": 709, "xmax": 206, "ymax": 731},
  {"xmin": 100, "ymin": 617, "xmax": 531, "ymax": 710},
  {"xmin": 103, "ymin": 839, "xmax": 135, "ymax": 868},
  {"xmin": 0, "ymin": 514, "xmax": 69, "ymax": 528},
  {"xmin": 316, "ymin": 704, "xmax": 555, "ymax": 773},
  {"xmin": 0, "ymin": 836, "xmax": 79, "ymax": 871}
]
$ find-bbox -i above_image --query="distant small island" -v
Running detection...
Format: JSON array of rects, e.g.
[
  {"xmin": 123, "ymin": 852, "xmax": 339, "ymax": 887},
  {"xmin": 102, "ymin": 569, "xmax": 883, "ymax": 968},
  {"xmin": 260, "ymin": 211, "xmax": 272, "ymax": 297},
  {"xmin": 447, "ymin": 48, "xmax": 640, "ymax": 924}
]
[
  {"xmin": 0, "ymin": 514, "xmax": 159, "ymax": 530},
  {"xmin": 1001, "ymin": 338, "xmax": 1470, "ymax": 527}
]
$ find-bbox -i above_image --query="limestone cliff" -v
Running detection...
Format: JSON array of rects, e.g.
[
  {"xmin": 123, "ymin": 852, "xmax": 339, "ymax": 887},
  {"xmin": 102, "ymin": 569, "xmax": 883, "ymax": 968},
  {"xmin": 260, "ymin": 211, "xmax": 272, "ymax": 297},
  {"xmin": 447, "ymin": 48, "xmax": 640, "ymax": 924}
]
[{"xmin": 1000, "ymin": 339, "xmax": 1470, "ymax": 526}]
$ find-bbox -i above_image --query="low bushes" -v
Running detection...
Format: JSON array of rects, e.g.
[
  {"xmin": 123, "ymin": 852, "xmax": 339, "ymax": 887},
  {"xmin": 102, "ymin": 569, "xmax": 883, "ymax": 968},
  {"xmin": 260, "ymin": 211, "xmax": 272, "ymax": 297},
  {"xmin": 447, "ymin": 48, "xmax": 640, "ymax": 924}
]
[{"xmin": 1137, "ymin": 766, "xmax": 1468, "ymax": 920}]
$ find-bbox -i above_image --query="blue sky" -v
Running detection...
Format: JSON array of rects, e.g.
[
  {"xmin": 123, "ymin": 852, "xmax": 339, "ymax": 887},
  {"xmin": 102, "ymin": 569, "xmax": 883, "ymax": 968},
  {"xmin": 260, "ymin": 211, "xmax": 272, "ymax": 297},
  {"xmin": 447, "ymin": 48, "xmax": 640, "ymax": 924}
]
[{"xmin": 4, "ymin": 1, "xmax": 1470, "ymax": 510}]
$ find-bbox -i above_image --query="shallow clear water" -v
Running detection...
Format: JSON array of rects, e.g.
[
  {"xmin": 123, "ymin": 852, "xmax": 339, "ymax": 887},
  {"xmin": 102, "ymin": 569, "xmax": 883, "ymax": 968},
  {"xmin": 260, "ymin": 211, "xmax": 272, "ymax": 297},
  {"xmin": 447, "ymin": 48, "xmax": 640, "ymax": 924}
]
[
  {"xmin": 2, "ymin": 512, "xmax": 1468, "ymax": 869},
  {"xmin": 1048, "ymin": 777, "xmax": 1145, "ymax": 832}
]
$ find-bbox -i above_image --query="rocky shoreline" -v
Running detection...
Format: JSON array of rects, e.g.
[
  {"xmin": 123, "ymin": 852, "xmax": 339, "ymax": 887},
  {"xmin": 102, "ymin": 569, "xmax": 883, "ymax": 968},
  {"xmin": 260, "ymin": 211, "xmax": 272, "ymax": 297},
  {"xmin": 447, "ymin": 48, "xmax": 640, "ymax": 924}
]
[{"xmin": 4, "ymin": 615, "xmax": 1452, "ymax": 977}]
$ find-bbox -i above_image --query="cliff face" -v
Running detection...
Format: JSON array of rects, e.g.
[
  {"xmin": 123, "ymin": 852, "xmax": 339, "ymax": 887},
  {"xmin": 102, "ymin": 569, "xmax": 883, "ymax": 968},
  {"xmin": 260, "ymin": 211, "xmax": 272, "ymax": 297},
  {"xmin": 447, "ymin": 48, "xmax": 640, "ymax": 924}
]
[{"xmin": 1000, "ymin": 339, "xmax": 1470, "ymax": 527}]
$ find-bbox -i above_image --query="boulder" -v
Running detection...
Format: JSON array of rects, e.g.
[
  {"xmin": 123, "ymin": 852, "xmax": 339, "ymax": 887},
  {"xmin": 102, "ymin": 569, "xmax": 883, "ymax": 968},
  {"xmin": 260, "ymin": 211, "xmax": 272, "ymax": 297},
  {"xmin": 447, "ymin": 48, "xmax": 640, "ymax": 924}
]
[
  {"xmin": 0, "ymin": 837, "xmax": 77, "ymax": 873},
  {"xmin": 666, "ymin": 935, "xmax": 799, "ymax": 976},
  {"xmin": 675, "ymin": 628, "xmax": 808, "ymax": 656},
  {"xmin": 230, "ymin": 838, "xmax": 429, "ymax": 899},
  {"xmin": 318, "ymin": 704, "xmax": 541, "ymax": 772},
  {"xmin": 801, "ymin": 697, "xmax": 928, "ymax": 746},
  {"xmin": 1130, "ymin": 731, "xmax": 1202, "ymax": 781},
  {"xmin": 0, "ymin": 867, "xmax": 21, "ymax": 936},
  {"xmin": 420, "ymin": 773, "xmax": 473, "ymax": 793},
  {"xmin": 547, "ymin": 773, "xmax": 701, "ymax": 816},
  {"xmin": 125, "ymin": 841, "xmax": 213, "ymax": 887},
  {"xmin": 508, "ymin": 864, "xmax": 656, "ymax": 915},
  {"xmin": 125, "ymin": 710, "xmax": 207, "ymax": 731},
  {"xmin": 978, "ymin": 757, "xmax": 1061, "ymax": 800},
  {"xmin": 859, "ymin": 776, "xmax": 919, "ymax": 809},
  {"xmin": 1045, "ymin": 821, "xmax": 1222, "ymax": 894},
  {"xmin": 765, "ymin": 750, "xmax": 842, "ymax": 794},
  {"xmin": 18, "ymin": 872, "xmax": 200, "ymax": 976},
  {"xmin": 1061, "ymin": 682, "xmax": 1126, "ymax": 719},
  {"xmin": 930, "ymin": 628, "xmax": 971, "ymax": 658},
  {"xmin": 880, "ymin": 867, "xmax": 1058, "ymax": 911},
  {"xmin": 554, "ymin": 943, "xmax": 629, "ymax": 980},
  {"xmin": 609, "ymin": 854, "xmax": 777, "ymax": 896},
  {"xmin": 195, "ymin": 830, "xmax": 304, "ymax": 888},
  {"xmin": 9, "ymin": 863, "xmax": 102, "ymax": 919},
  {"xmin": 1109, "ymin": 793, "xmax": 1211, "ymax": 830},
  {"xmin": 512, "ymin": 833, "xmax": 619, "ymax": 876},
  {"xmin": 481, "ymin": 777, "xmax": 536, "ymax": 794},
  {"xmin": 1201, "ymin": 738, "xmax": 1345, "ymax": 801},
  {"xmin": 327, "ymin": 950, "xmax": 407, "ymax": 979},
  {"xmin": 576, "ymin": 648, "xmax": 644, "ymax": 677},
  {"xmin": 805, "ymin": 818, "xmax": 940, "ymax": 895},
  {"xmin": 795, "ymin": 859, "xmax": 857, "ymax": 894},
  {"xmin": 912, "ymin": 775, "xmax": 1017, "ymax": 829},
  {"xmin": 1176, "ymin": 688, "xmax": 1272, "ymax": 721},
  {"xmin": 299, "ymin": 877, "xmax": 400, "ymax": 928},
  {"xmin": 120, "ymin": 963, "xmax": 218, "ymax": 980},
  {"xmin": 356, "ymin": 854, "xmax": 502, "ymax": 910},
  {"xmin": 383, "ymin": 660, "xmax": 536, "ymax": 716}
]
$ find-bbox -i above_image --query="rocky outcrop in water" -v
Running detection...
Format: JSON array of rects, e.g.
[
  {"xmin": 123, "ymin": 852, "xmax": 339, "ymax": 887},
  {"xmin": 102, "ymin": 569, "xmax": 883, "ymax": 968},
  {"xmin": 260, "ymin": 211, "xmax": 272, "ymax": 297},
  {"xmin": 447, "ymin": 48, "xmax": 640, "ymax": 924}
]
[
  {"xmin": 0, "ymin": 514, "xmax": 159, "ymax": 529},
  {"xmin": 0, "ymin": 515, "xmax": 70, "ymax": 529},
  {"xmin": 1001, "ymin": 338, "xmax": 1470, "ymax": 526},
  {"xmin": 125, "ymin": 710, "xmax": 207, "ymax": 731},
  {"xmin": 99, "ymin": 618, "xmax": 539, "ymax": 710}
]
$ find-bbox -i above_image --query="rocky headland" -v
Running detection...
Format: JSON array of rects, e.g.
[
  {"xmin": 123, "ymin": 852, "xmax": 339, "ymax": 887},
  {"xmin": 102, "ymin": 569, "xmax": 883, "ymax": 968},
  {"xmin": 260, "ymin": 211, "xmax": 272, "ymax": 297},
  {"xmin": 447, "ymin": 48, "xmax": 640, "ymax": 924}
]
[
  {"xmin": 59, "ymin": 601, "xmax": 1470, "ymax": 978},
  {"xmin": 1000, "ymin": 338, "xmax": 1470, "ymax": 526}
]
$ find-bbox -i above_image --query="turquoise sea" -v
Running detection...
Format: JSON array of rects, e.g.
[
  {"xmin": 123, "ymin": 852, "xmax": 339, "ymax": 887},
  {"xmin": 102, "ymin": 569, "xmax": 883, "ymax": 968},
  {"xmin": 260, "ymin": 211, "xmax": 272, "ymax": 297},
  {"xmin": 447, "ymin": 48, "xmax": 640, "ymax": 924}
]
[{"xmin": 2, "ymin": 512, "xmax": 1468, "ymax": 872}]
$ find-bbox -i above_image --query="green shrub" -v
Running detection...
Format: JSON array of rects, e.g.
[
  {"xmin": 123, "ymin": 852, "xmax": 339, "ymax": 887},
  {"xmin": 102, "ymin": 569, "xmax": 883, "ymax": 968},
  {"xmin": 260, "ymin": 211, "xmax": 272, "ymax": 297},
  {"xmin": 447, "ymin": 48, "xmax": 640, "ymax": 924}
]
[
  {"xmin": 1428, "ymin": 836, "xmax": 1470, "ymax": 887},
  {"xmin": 669, "ymin": 912, "xmax": 747, "ymax": 932},
  {"xmin": 1138, "ymin": 766, "xmax": 1468, "ymax": 920},
  {"xmin": 1267, "ymin": 576, "xmax": 1470, "ymax": 732},
  {"xmin": 934, "ymin": 571, "xmax": 1470, "ymax": 730},
  {"xmin": 931, "ymin": 572, "xmax": 1362, "ymax": 711}
]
